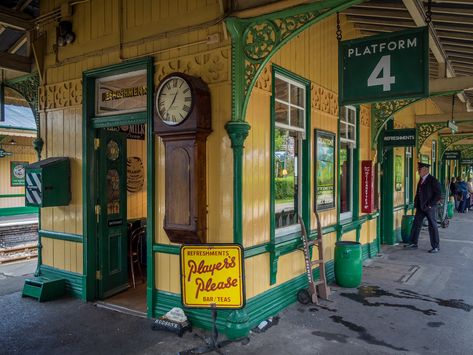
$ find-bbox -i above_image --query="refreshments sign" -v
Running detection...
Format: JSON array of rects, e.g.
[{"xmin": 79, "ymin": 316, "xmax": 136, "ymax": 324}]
[
  {"xmin": 339, "ymin": 27, "xmax": 428, "ymax": 105},
  {"xmin": 382, "ymin": 128, "xmax": 416, "ymax": 147},
  {"xmin": 180, "ymin": 244, "xmax": 245, "ymax": 309}
]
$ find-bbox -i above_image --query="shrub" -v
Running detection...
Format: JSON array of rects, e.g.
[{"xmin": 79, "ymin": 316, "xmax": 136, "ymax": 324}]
[{"xmin": 275, "ymin": 176, "xmax": 294, "ymax": 200}]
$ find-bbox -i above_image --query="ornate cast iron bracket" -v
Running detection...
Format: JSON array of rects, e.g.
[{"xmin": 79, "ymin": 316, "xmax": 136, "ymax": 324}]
[
  {"xmin": 371, "ymin": 98, "xmax": 420, "ymax": 147},
  {"xmin": 416, "ymin": 122, "xmax": 447, "ymax": 153},
  {"xmin": 225, "ymin": 0, "xmax": 363, "ymax": 123},
  {"xmin": 439, "ymin": 133, "xmax": 473, "ymax": 159},
  {"xmin": 5, "ymin": 73, "xmax": 39, "ymax": 131}
]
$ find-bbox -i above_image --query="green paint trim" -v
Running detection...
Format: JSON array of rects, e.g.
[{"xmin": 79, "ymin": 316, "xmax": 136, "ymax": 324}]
[
  {"xmin": 0, "ymin": 125, "xmax": 37, "ymax": 131},
  {"xmin": 82, "ymin": 57, "xmax": 152, "ymax": 302},
  {"xmin": 0, "ymin": 194, "xmax": 24, "ymax": 198},
  {"xmin": 393, "ymin": 205, "xmax": 405, "ymax": 212},
  {"xmin": 381, "ymin": 121, "xmax": 395, "ymax": 245},
  {"xmin": 91, "ymin": 112, "xmax": 146, "ymax": 129},
  {"xmin": 152, "ymin": 244, "xmax": 180, "ymax": 255},
  {"xmin": 0, "ymin": 206, "xmax": 38, "ymax": 216},
  {"xmin": 39, "ymin": 265, "xmax": 84, "ymax": 300},
  {"xmin": 153, "ymin": 238, "xmax": 380, "ymax": 332},
  {"xmin": 39, "ymin": 230, "xmax": 82, "ymax": 243},
  {"xmin": 145, "ymin": 57, "xmax": 155, "ymax": 318},
  {"xmin": 353, "ymin": 106, "xmax": 361, "ymax": 219},
  {"xmin": 225, "ymin": 121, "xmax": 251, "ymax": 245}
]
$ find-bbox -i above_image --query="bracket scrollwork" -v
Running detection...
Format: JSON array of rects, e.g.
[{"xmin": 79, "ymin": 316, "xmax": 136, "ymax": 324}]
[
  {"xmin": 416, "ymin": 122, "xmax": 448, "ymax": 153},
  {"xmin": 5, "ymin": 73, "xmax": 39, "ymax": 131}
]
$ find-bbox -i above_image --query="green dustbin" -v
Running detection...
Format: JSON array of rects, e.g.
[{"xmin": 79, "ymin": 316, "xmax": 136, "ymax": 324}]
[
  {"xmin": 401, "ymin": 215, "xmax": 415, "ymax": 243},
  {"xmin": 447, "ymin": 201, "xmax": 454, "ymax": 219},
  {"xmin": 334, "ymin": 241, "xmax": 362, "ymax": 288}
]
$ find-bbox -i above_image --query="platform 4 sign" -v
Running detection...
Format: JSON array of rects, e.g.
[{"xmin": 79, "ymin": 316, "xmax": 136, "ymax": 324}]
[
  {"xmin": 339, "ymin": 27, "xmax": 429, "ymax": 105},
  {"xmin": 180, "ymin": 244, "xmax": 245, "ymax": 309}
]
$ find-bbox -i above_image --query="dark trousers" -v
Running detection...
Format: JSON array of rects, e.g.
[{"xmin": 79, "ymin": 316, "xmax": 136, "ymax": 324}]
[{"xmin": 409, "ymin": 206, "xmax": 440, "ymax": 249}]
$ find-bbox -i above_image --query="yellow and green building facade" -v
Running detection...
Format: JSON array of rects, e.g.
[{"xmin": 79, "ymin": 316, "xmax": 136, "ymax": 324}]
[{"xmin": 14, "ymin": 0, "xmax": 470, "ymax": 337}]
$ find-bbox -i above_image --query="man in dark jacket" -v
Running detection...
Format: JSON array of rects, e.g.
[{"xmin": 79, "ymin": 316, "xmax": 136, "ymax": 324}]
[{"xmin": 405, "ymin": 162, "xmax": 442, "ymax": 253}]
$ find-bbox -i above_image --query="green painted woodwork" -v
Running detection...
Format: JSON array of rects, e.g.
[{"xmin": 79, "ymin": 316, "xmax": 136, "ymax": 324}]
[
  {"xmin": 225, "ymin": 0, "xmax": 364, "ymax": 123},
  {"xmin": 22, "ymin": 277, "xmax": 65, "ymax": 302},
  {"xmin": 416, "ymin": 122, "xmax": 447, "ymax": 153},
  {"xmin": 152, "ymin": 239, "xmax": 379, "ymax": 334},
  {"xmin": 39, "ymin": 230, "xmax": 82, "ymax": 243},
  {"xmin": 82, "ymin": 57, "xmax": 153, "ymax": 302},
  {"xmin": 5, "ymin": 73, "xmax": 39, "ymax": 130},
  {"xmin": 39, "ymin": 265, "xmax": 84, "ymax": 299},
  {"xmin": 439, "ymin": 133, "xmax": 473, "ymax": 159},
  {"xmin": 152, "ymin": 244, "xmax": 181, "ymax": 255},
  {"xmin": 380, "ymin": 121, "xmax": 395, "ymax": 245},
  {"xmin": 225, "ymin": 121, "xmax": 250, "ymax": 245},
  {"xmin": 339, "ymin": 27, "xmax": 429, "ymax": 105},
  {"xmin": 0, "ymin": 206, "xmax": 38, "ymax": 216},
  {"xmin": 337, "ymin": 106, "xmax": 360, "ymax": 241},
  {"xmin": 0, "ymin": 194, "xmax": 24, "ymax": 198},
  {"xmin": 371, "ymin": 98, "xmax": 420, "ymax": 146},
  {"xmin": 97, "ymin": 129, "xmax": 128, "ymax": 299}
]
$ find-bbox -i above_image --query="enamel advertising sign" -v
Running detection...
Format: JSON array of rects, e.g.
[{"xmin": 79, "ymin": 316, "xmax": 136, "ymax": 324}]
[{"xmin": 180, "ymin": 244, "xmax": 245, "ymax": 309}]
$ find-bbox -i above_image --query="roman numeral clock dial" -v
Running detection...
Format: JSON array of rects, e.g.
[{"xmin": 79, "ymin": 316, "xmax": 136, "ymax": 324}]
[{"xmin": 156, "ymin": 76, "xmax": 193, "ymax": 125}]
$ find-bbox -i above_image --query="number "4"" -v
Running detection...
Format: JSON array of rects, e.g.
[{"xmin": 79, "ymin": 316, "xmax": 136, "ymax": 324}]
[{"xmin": 367, "ymin": 55, "xmax": 395, "ymax": 92}]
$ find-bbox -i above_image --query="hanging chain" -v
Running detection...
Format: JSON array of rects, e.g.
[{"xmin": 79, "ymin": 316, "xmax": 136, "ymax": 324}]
[
  {"xmin": 336, "ymin": 12, "xmax": 342, "ymax": 41},
  {"xmin": 425, "ymin": 0, "xmax": 432, "ymax": 24},
  {"xmin": 451, "ymin": 95, "xmax": 455, "ymax": 121}
]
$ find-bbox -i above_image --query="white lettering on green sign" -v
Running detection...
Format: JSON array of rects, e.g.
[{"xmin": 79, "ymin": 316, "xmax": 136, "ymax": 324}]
[{"xmin": 347, "ymin": 38, "xmax": 418, "ymax": 58}]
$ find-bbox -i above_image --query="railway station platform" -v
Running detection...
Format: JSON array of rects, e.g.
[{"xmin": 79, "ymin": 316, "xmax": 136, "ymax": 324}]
[{"xmin": 1, "ymin": 211, "xmax": 472, "ymax": 355}]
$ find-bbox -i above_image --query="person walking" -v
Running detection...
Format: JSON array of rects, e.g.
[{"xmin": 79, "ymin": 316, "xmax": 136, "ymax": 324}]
[
  {"xmin": 455, "ymin": 176, "xmax": 468, "ymax": 213},
  {"xmin": 405, "ymin": 162, "xmax": 442, "ymax": 253}
]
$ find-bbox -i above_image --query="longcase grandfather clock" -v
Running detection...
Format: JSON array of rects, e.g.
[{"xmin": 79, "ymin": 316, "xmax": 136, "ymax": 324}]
[{"xmin": 154, "ymin": 72, "xmax": 211, "ymax": 244}]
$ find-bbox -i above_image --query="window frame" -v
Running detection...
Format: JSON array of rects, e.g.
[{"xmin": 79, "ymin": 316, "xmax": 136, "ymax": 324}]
[
  {"xmin": 271, "ymin": 66, "xmax": 310, "ymax": 242},
  {"xmin": 339, "ymin": 106, "xmax": 357, "ymax": 222}
]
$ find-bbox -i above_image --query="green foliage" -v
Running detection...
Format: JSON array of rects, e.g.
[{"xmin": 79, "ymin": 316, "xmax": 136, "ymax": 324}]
[{"xmin": 275, "ymin": 176, "xmax": 294, "ymax": 200}]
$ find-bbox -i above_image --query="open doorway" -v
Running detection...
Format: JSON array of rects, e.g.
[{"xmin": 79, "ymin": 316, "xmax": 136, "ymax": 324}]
[{"xmin": 96, "ymin": 124, "xmax": 147, "ymax": 314}]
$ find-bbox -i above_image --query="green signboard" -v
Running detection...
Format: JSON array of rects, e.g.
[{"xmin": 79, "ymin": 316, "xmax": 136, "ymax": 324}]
[
  {"xmin": 444, "ymin": 150, "xmax": 461, "ymax": 160},
  {"xmin": 460, "ymin": 159, "xmax": 473, "ymax": 165},
  {"xmin": 382, "ymin": 128, "xmax": 416, "ymax": 147},
  {"xmin": 339, "ymin": 27, "xmax": 429, "ymax": 105},
  {"xmin": 11, "ymin": 161, "xmax": 28, "ymax": 186}
]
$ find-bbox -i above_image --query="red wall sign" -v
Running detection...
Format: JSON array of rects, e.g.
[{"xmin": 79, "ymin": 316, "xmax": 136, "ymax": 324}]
[{"xmin": 361, "ymin": 161, "xmax": 375, "ymax": 213}]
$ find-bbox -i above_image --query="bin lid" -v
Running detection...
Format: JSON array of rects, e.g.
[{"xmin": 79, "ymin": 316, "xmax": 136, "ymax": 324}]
[{"xmin": 27, "ymin": 157, "xmax": 69, "ymax": 169}]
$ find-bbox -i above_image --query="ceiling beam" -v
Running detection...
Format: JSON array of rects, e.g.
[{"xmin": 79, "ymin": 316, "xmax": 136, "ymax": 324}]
[
  {"xmin": 14, "ymin": 0, "xmax": 33, "ymax": 12},
  {"xmin": 416, "ymin": 112, "xmax": 473, "ymax": 123},
  {"xmin": 0, "ymin": 5, "xmax": 33, "ymax": 30},
  {"xmin": 343, "ymin": 8, "xmax": 412, "ymax": 20},
  {"xmin": 0, "ymin": 52, "xmax": 32, "ymax": 73},
  {"xmin": 8, "ymin": 34, "xmax": 27, "ymax": 54},
  {"xmin": 430, "ymin": 76, "xmax": 473, "ymax": 94}
]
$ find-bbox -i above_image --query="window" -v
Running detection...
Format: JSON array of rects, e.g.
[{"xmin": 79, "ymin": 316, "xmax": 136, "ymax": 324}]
[
  {"xmin": 339, "ymin": 106, "xmax": 356, "ymax": 221},
  {"xmin": 273, "ymin": 73, "xmax": 307, "ymax": 237}
]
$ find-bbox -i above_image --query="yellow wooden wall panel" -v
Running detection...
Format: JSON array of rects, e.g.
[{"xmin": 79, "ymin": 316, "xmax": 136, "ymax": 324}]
[
  {"xmin": 155, "ymin": 253, "xmax": 180, "ymax": 293},
  {"xmin": 127, "ymin": 137, "xmax": 147, "ymax": 220},
  {"xmin": 53, "ymin": 239, "xmax": 65, "ymax": 269},
  {"xmin": 41, "ymin": 237, "xmax": 53, "ymax": 266},
  {"xmin": 359, "ymin": 223, "xmax": 369, "ymax": 244},
  {"xmin": 341, "ymin": 230, "xmax": 357, "ymax": 242},
  {"xmin": 76, "ymin": 243, "xmax": 84, "ymax": 273},
  {"xmin": 243, "ymin": 89, "xmax": 271, "ymax": 247}
]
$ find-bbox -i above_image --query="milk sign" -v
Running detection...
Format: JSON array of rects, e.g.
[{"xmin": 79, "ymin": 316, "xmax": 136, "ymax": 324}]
[
  {"xmin": 180, "ymin": 244, "xmax": 245, "ymax": 309},
  {"xmin": 339, "ymin": 27, "xmax": 429, "ymax": 105}
]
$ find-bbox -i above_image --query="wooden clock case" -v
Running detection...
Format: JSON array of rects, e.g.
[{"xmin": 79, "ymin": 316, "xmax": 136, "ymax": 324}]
[{"xmin": 154, "ymin": 73, "xmax": 211, "ymax": 244}]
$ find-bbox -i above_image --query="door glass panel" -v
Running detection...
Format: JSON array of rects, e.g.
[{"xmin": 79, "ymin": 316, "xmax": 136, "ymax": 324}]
[
  {"xmin": 107, "ymin": 140, "xmax": 120, "ymax": 161},
  {"xmin": 107, "ymin": 169, "xmax": 120, "ymax": 215}
]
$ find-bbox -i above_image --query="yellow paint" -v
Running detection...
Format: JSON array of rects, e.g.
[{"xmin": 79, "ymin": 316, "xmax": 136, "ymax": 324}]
[
  {"xmin": 41, "ymin": 237, "xmax": 83, "ymax": 273},
  {"xmin": 180, "ymin": 245, "xmax": 244, "ymax": 308},
  {"xmin": 127, "ymin": 137, "xmax": 147, "ymax": 220},
  {"xmin": 0, "ymin": 136, "xmax": 36, "ymax": 209}
]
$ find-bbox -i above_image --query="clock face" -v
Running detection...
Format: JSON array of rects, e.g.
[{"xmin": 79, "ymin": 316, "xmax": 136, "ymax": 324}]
[{"xmin": 156, "ymin": 76, "xmax": 193, "ymax": 125}]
